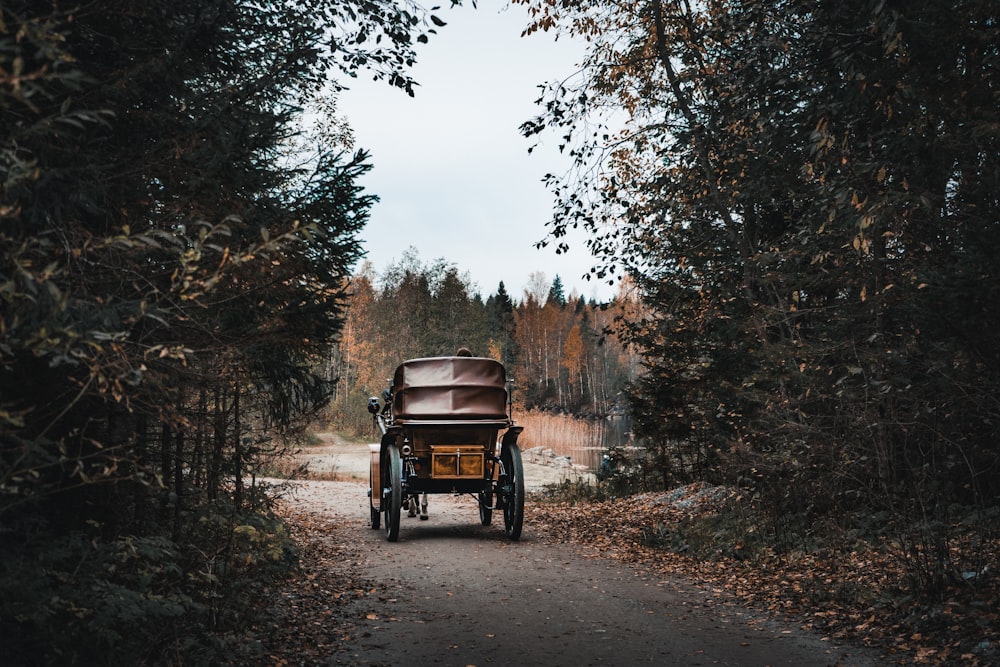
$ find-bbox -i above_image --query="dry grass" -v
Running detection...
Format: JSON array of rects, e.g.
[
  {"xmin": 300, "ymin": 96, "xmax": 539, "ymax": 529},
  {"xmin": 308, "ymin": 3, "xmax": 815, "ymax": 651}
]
[
  {"xmin": 515, "ymin": 410, "xmax": 609, "ymax": 469},
  {"xmin": 258, "ymin": 447, "xmax": 363, "ymax": 482}
]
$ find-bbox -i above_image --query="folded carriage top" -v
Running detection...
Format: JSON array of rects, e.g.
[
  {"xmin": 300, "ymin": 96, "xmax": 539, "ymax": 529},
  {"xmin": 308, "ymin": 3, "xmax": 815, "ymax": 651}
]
[{"xmin": 391, "ymin": 356, "xmax": 509, "ymax": 421}]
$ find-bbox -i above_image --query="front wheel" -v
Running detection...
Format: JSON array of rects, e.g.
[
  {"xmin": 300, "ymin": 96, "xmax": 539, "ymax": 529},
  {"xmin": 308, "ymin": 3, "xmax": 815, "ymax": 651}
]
[
  {"xmin": 500, "ymin": 444, "xmax": 524, "ymax": 540},
  {"xmin": 383, "ymin": 444, "xmax": 402, "ymax": 542},
  {"xmin": 478, "ymin": 488, "xmax": 493, "ymax": 526}
]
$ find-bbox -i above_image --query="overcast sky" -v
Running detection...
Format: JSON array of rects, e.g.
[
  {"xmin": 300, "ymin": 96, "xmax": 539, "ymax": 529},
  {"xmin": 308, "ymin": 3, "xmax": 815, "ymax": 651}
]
[{"xmin": 337, "ymin": 2, "xmax": 617, "ymax": 303}]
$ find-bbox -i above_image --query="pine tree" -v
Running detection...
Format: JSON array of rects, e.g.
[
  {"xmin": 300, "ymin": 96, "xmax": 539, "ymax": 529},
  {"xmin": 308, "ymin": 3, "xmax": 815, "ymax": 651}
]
[{"xmin": 1, "ymin": 0, "xmax": 449, "ymax": 660}]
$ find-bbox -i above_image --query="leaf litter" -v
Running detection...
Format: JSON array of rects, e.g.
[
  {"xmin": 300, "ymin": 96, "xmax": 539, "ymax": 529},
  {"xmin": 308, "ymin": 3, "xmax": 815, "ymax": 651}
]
[{"xmin": 243, "ymin": 481, "xmax": 997, "ymax": 666}]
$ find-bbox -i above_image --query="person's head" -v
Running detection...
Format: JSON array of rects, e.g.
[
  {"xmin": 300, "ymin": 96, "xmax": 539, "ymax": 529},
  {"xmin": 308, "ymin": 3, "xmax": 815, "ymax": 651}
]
[{"xmin": 456, "ymin": 347, "xmax": 473, "ymax": 357}]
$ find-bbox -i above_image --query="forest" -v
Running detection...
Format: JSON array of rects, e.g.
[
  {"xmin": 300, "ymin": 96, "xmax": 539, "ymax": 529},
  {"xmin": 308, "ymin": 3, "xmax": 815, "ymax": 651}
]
[
  {"xmin": 2, "ymin": 0, "xmax": 998, "ymax": 664},
  {"xmin": 325, "ymin": 252, "xmax": 637, "ymax": 436}
]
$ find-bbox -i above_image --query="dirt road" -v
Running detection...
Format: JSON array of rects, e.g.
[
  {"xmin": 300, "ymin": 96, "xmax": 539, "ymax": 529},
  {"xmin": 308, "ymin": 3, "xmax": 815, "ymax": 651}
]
[{"xmin": 267, "ymin": 437, "xmax": 883, "ymax": 666}]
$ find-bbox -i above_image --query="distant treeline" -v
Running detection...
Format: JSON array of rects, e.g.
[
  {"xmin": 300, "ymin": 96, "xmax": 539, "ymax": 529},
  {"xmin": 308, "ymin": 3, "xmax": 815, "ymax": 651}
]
[{"xmin": 326, "ymin": 252, "xmax": 639, "ymax": 436}]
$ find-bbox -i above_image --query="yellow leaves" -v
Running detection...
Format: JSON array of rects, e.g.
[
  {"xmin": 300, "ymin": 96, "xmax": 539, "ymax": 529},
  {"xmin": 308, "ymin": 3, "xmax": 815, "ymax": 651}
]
[
  {"xmin": 561, "ymin": 323, "xmax": 585, "ymax": 374},
  {"xmin": 852, "ymin": 233, "xmax": 871, "ymax": 255},
  {"xmin": 885, "ymin": 31, "xmax": 904, "ymax": 56}
]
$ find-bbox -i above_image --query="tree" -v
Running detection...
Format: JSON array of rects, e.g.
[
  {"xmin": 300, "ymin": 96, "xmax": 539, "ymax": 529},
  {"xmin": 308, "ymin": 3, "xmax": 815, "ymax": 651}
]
[
  {"xmin": 486, "ymin": 281, "xmax": 518, "ymax": 369},
  {"xmin": 425, "ymin": 266, "xmax": 489, "ymax": 354},
  {"xmin": 548, "ymin": 274, "xmax": 567, "ymax": 307},
  {"xmin": 524, "ymin": 270, "xmax": 552, "ymax": 304},
  {"xmin": 561, "ymin": 323, "xmax": 585, "ymax": 400},
  {"xmin": 1, "ymin": 0, "xmax": 451, "ymax": 661},
  {"xmin": 519, "ymin": 0, "xmax": 1000, "ymax": 588},
  {"xmin": 326, "ymin": 253, "xmax": 502, "ymax": 437}
]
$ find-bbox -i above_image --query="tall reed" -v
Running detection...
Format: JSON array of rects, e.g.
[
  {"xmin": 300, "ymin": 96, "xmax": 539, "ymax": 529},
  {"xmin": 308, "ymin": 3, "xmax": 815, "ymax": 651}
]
[{"xmin": 514, "ymin": 410, "xmax": 610, "ymax": 469}]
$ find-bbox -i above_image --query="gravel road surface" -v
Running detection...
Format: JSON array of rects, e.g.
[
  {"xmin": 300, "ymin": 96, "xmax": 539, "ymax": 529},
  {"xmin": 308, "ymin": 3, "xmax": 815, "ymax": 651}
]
[{"xmin": 271, "ymin": 436, "xmax": 882, "ymax": 667}]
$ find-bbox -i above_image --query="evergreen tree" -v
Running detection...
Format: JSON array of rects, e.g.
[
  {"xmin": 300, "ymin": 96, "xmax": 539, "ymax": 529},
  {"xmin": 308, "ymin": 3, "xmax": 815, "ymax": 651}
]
[
  {"xmin": 548, "ymin": 274, "xmax": 567, "ymax": 307},
  {"xmin": 428, "ymin": 267, "xmax": 489, "ymax": 355},
  {"xmin": 487, "ymin": 281, "xmax": 518, "ymax": 368},
  {"xmin": 1, "ymin": 0, "xmax": 448, "ymax": 661}
]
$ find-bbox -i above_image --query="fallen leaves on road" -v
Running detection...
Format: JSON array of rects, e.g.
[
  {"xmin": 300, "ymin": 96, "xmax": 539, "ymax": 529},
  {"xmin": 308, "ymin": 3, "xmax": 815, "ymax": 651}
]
[
  {"xmin": 243, "ymin": 510, "xmax": 380, "ymax": 665},
  {"xmin": 526, "ymin": 484, "xmax": 1000, "ymax": 667},
  {"xmin": 243, "ymin": 482, "xmax": 997, "ymax": 667}
]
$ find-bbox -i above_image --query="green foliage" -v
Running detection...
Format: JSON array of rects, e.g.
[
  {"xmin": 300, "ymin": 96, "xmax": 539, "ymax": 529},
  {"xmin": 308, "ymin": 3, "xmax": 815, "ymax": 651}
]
[
  {"xmin": 537, "ymin": 445, "xmax": 652, "ymax": 503},
  {"xmin": 328, "ymin": 385, "xmax": 388, "ymax": 439},
  {"xmin": 1, "ymin": 0, "xmax": 444, "ymax": 661},
  {"xmin": 535, "ymin": 478, "xmax": 601, "ymax": 504},
  {"xmin": 547, "ymin": 274, "xmax": 566, "ymax": 307},
  {"xmin": 486, "ymin": 280, "xmax": 518, "ymax": 369},
  {"xmin": 0, "ymin": 500, "xmax": 296, "ymax": 666}
]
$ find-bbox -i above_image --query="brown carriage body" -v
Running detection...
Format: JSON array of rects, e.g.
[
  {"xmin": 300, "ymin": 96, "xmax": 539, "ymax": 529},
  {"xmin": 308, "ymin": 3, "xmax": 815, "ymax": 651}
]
[{"xmin": 368, "ymin": 356, "xmax": 525, "ymax": 541}]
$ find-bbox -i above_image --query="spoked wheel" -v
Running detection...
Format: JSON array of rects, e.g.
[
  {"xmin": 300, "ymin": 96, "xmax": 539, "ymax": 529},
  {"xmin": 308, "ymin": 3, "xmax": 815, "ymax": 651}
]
[
  {"xmin": 499, "ymin": 443, "xmax": 524, "ymax": 540},
  {"xmin": 478, "ymin": 487, "xmax": 493, "ymax": 526},
  {"xmin": 382, "ymin": 444, "xmax": 402, "ymax": 542},
  {"xmin": 370, "ymin": 504, "xmax": 381, "ymax": 530}
]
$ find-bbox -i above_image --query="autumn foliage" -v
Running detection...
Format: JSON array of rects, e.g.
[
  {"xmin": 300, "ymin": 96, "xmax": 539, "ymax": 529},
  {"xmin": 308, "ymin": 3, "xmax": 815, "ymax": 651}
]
[
  {"xmin": 511, "ymin": 0, "xmax": 1000, "ymax": 660},
  {"xmin": 325, "ymin": 252, "xmax": 639, "ymax": 436},
  {"xmin": 1, "ymin": 1, "xmax": 447, "ymax": 663},
  {"xmin": 5, "ymin": 0, "xmax": 1000, "ymax": 664}
]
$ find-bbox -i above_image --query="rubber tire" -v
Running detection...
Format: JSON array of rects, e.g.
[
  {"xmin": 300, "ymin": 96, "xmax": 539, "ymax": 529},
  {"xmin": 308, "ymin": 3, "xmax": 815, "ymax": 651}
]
[
  {"xmin": 383, "ymin": 444, "xmax": 402, "ymax": 542},
  {"xmin": 479, "ymin": 489, "xmax": 493, "ymax": 526},
  {"xmin": 500, "ymin": 444, "xmax": 524, "ymax": 540}
]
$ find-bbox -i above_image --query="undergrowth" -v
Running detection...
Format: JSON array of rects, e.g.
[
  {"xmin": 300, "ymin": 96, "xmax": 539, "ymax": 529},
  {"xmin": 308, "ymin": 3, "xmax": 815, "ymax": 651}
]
[{"xmin": 0, "ymin": 494, "xmax": 298, "ymax": 666}]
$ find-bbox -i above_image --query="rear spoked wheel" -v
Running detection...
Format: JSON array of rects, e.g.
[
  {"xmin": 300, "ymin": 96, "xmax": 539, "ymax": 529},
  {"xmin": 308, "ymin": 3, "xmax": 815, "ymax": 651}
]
[
  {"xmin": 369, "ymin": 464, "xmax": 381, "ymax": 529},
  {"xmin": 499, "ymin": 443, "xmax": 524, "ymax": 540},
  {"xmin": 383, "ymin": 444, "xmax": 402, "ymax": 542}
]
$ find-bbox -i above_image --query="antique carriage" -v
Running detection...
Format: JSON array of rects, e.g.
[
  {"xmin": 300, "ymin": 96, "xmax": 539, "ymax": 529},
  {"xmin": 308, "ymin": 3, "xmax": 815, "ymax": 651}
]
[{"xmin": 366, "ymin": 355, "xmax": 525, "ymax": 542}]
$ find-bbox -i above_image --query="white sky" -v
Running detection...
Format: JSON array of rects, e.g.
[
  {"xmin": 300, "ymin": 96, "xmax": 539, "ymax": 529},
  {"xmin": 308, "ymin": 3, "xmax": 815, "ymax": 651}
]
[{"xmin": 337, "ymin": 2, "xmax": 617, "ymax": 303}]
